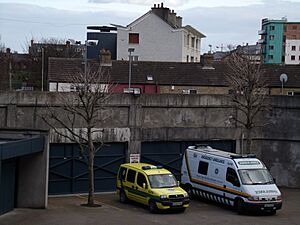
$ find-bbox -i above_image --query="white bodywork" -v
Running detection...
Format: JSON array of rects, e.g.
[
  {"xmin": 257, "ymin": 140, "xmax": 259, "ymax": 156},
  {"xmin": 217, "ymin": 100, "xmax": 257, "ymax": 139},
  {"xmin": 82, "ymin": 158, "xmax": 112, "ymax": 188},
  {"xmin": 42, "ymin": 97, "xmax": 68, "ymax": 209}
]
[{"xmin": 181, "ymin": 146, "xmax": 282, "ymax": 212}]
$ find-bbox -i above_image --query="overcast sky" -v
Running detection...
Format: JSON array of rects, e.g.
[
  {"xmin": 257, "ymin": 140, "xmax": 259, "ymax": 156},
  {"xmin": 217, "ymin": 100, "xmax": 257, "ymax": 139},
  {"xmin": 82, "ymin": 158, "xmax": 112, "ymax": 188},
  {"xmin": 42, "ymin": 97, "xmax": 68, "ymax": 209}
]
[{"xmin": 1, "ymin": 0, "xmax": 300, "ymax": 53}]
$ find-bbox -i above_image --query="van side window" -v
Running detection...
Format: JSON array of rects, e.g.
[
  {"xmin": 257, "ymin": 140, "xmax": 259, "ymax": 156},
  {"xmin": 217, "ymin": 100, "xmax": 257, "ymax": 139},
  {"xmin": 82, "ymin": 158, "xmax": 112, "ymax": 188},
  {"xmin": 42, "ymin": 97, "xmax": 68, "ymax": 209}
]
[
  {"xmin": 137, "ymin": 172, "xmax": 147, "ymax": 188},
  {"xmin": 198, "ymin": 161, "xmax": 209, "ymax": 175},
  {"xmin": 126, "ymin": 169, "xmax": 136, "ymax": 183},
  {"xmin": 226, "ymin": 168, "xmax": 240, "ymax": 187},
  {"xmin": 119, "ymin": 167, "xmax": 127, "ymax": 181}
]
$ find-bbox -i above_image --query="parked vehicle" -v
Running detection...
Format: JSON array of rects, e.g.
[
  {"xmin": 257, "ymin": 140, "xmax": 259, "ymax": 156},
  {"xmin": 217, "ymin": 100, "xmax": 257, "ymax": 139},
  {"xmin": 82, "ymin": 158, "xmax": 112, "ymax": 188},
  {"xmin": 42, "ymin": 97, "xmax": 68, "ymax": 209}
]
[
  {"xmin": 181, "ymin": 145, "xmax": 282, "ymax": 214},
  {"xmin": 116, "ymin": 163, "xmax": 189, "ymax": 213}
]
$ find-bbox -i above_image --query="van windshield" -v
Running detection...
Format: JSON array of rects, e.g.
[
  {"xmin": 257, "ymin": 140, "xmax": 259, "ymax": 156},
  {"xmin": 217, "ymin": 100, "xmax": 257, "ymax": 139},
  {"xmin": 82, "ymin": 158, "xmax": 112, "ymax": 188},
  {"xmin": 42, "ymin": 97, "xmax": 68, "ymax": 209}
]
[
  {"xmin": 148, "ymin": 174, "xmax": 178, "ymax": 188},
  {"xmin": 238, "ymin": 169, "xmax": 274, "ymax": 185}
]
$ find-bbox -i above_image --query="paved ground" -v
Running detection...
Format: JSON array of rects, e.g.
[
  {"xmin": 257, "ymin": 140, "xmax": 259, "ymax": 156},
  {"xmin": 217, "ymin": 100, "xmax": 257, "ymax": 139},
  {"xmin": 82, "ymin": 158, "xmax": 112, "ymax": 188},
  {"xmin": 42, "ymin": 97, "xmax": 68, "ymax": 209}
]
[{"xmin": 0, "ymin": 188, "xmax": 299, "ymax": 225}]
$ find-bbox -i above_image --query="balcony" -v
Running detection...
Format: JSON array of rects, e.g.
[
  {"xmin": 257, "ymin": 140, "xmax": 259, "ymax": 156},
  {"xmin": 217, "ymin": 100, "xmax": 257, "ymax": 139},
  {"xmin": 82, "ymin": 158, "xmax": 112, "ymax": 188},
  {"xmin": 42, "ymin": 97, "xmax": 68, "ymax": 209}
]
[
  {"xmin": 258, "ymin": 39, "xmax": 266, "ymax": 44},
  {"xmin": 258, "ymin": 29, "xmax": 267, "ymax": 35}
]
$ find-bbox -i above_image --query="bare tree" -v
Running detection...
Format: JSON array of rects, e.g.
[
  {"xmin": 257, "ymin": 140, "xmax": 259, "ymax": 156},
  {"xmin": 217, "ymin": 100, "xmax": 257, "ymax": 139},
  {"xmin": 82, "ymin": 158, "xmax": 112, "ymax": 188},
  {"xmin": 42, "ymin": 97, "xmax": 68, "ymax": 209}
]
[
  {"xmin": 0, "ymin": 35, "xmax": 5, "ymax": 52},
  {"xmin": 225, "ymin": 52, "xmax": 269, "ymax": 154},
  {"xmin": 42, "ymin": 64, "xmax": 113, "ymax": 206}
]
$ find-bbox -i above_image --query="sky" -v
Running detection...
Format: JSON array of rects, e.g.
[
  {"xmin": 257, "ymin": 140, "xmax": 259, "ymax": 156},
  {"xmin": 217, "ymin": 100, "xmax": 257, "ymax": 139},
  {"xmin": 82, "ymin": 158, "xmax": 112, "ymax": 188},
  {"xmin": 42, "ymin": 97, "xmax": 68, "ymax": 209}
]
[{"xmin": 1, "ymin": 0, "xmax": 300, "ymax": 53}]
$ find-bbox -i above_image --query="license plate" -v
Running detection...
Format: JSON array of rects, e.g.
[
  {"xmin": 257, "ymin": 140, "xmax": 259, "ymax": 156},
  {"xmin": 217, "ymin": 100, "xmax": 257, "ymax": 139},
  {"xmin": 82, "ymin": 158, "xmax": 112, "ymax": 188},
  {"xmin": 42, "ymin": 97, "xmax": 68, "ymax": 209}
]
[
  {"xmin": 264, "ymin": 204, "xmax": 274, "ymax": 207},
  {"xmin": 172, "ymin": 202, "xmax": 182, "ymax": 206}
]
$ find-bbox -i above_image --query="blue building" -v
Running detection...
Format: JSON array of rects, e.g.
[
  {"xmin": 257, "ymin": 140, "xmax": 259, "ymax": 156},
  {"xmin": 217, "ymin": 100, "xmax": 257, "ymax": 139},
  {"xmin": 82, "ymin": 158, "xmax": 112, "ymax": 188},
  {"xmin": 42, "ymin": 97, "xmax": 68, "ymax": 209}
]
[
  {"xmin": 259, "ymin": 18, "xmax": 286, "ymax": 64},
  {"xmin": 87, "ymin": 26, "xmax": 117, "ymax": 61}
]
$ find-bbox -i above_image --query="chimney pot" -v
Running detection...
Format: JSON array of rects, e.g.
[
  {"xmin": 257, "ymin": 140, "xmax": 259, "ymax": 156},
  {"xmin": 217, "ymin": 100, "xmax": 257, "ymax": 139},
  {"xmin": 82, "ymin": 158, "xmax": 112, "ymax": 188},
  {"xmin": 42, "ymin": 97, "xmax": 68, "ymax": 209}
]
[
  {"xmin": 6, "ymin": 48, "xmax": 11, "ymax": 54},
  {"xmin": 161, "ymin": 2, "xmax": 164, "ymax": 8},
  {"xmin": 154, "ymin": 4, "xmax": 156, "ymax": 8}
]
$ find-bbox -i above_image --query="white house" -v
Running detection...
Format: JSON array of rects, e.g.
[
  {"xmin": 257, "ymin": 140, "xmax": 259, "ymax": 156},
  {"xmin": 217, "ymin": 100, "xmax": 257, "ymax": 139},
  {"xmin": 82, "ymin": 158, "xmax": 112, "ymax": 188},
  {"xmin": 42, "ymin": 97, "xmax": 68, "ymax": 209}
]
[
  {"xmin": 115, "ymin": 3, "xmax": 205, "ymax": 63},
  {"xmin": 285, "ymin": 39, "xmax": 300, "ymax": 65}
]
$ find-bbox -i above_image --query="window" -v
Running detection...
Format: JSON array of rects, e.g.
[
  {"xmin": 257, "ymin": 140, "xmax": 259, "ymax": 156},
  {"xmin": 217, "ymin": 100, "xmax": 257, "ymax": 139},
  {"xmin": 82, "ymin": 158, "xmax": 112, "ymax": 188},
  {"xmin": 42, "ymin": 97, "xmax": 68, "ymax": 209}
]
[
  {"xmin": 198, "ymin": 161, "xmax": 209, "ymax": 175},
  {"xmin": 226, "ymin": 168, "xmax": 240, "ymax": 187},
  {"xmin": 133, "ymin": 55, "xmax": 138, "ymax": 61},
  {"xmin": 269, "ymin": 35, "xmax": 274, "ymax": 40},
  {"xmin": 291, "ymin": 55, "xmax": 296, "ymax": 61},
  {"xmin": 287, "ymin": 91, "xmax": 294, "ymax": 96},
  {"xmin": 292, "ymin": 25, "xmax": 297, "ymax": 30},
  {"xmin": 299, "ymin": 55, "xmax": 300, "ymax": 61},
  {"xmin": 191, "ymin": 56, "xmax": 194, "ymax": 62},
  {"xmin": 126, "ymin": 169, "xmax": 136, "ymax": 183},
  {"xmin": 187, "ymin": 35, "xmax": 190, "ymax": 46},
  {"xmin": 191, "ymin": 37, "xmax": 195, "ymax": 48},
  {"xmin": 196, "ymin": 39, "xmax": 199, "ymax": 49},
  {"xmin": 292, "ymin": 46, "xmax": 296, "ymax": 51},
  {"xmin": 147, "ymin": 75, "xmax": 153, "ymax": 81},
  {"xmin": 129, "ymin": 33, "xmax": 139, "ymax": 44},
  {"xmin": 186, "ymin": 55, "xmax": 189, "ymax": 62},
  {"xmin": 119, "ymin": 167, "xmax": 127, "ymax": 181},
  {"xmin": 269, "ymin": 45, "xmax": 274, "ymax": 50},
  {"xmin": 137, "ymin": 173, "xmax": 147, "ymax": 188},
  {"xmin": 189, "ymin": 89, "xmax": 197, "ymax": 94},
  {"xmin": 268, "ymin": 55, "xmax": 273, "ymax": 60},
  {"xmin": 270, "ymin": 25, "xmax": 275, "ymax": 31}
]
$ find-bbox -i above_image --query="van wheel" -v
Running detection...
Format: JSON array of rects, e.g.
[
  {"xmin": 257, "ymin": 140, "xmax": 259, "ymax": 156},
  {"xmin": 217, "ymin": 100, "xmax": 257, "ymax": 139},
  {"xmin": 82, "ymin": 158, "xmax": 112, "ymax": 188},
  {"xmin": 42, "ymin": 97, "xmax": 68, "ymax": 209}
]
[
  {"xmin": 184, "ymin": 184, "xmax": 193, "ymax": 199},
  {"xmin": 236, "ymin": 199, "xmax": 244, "ymax": 215},
  {"xmin": 119, "ymin": 190, "xmax": 128, "ymax": 203},
  {"xmin": 149, "ymin": 200, "xmax": 158, "ymax": 213}
]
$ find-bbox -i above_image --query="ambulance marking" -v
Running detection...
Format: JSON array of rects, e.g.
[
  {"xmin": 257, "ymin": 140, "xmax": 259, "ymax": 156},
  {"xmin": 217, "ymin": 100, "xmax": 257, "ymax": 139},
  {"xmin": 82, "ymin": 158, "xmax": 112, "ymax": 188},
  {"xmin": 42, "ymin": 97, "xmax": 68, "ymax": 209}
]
[{"xmin": 185, "ymin": 150, "xmax": 251, "ymax": 198}]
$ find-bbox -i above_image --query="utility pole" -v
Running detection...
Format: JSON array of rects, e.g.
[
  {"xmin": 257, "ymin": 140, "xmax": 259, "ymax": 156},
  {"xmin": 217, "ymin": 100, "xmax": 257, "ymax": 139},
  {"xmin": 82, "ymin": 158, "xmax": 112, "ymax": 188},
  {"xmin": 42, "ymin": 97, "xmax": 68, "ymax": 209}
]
[
  {"xmin": 41, "ymin": 47, "xmax": 44, "ymax": 91},
  {"xmin": 128, "ymin": 48, "xmax": 134, "ymax": 90}
]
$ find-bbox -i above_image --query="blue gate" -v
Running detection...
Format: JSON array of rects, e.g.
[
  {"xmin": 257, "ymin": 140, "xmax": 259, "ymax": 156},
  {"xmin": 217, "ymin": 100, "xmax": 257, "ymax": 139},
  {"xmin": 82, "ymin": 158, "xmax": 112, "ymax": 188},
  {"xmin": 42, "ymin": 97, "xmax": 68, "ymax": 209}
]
[
  {"xmin": 49, "ymin": 143, "xmax": 126, "ymax": 195},
  {"xmin": 0, "ymin": 159, "xmax": 16, "ymax": 215},
  {"xmin": 141, "ymin": 140, "xmax": 235, "ymax": 180}
]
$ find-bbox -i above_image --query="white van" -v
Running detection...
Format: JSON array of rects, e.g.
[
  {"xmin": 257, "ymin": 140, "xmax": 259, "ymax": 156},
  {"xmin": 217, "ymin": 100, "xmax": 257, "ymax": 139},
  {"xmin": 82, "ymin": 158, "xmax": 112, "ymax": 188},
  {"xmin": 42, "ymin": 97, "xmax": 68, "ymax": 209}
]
[{"xmin": 181, "ymin": 145, "xmax": 282, "ymax": 214}]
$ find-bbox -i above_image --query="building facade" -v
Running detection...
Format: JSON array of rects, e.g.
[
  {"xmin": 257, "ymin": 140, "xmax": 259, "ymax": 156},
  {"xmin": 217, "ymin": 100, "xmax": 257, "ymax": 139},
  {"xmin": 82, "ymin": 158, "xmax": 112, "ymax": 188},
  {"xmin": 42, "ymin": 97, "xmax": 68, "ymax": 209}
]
[
  {"xmin": 259, "ymin": 18, "xmax": 300, "ymax": 64},
  {"xmin": 116, "ymin": 3, "xmax": 205, "ymax": 62},
  {"xmin": 86, "ymin": 26, "xmax": 117, "ymax": 60}
]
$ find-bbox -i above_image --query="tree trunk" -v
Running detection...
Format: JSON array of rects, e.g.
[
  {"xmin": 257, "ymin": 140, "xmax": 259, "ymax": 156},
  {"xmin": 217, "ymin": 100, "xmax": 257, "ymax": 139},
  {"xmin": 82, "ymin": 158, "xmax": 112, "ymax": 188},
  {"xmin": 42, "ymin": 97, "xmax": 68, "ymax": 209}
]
[
  {"xmin": 87, "ymin": 129, "xmax": 95, "ymax": 206},
  {"xmin": 245, "ymin": 128, "xmax": 252, "ymax": 154}
]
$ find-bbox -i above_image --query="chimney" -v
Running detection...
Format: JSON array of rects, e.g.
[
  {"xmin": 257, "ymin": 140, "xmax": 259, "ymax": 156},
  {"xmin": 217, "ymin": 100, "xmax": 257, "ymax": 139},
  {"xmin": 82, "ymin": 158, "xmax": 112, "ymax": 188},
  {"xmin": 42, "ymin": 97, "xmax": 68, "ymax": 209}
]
[
  {"xmin": 6, "ymin": 48, "xmax": 11, "ymax": 54},
  {"xmin": 100, "ymin": 48, "xmax": 112, "ymax": 65},
  {"xmin": 201, "ymin": 53, "xmax": 214, "ymax": 68},
  {"xmin": 169, "ymin": 10, "xmax": 177, "ymax": 28},
  {"xmin": 152, "ymin": 5, "xmax": 169, "ymax": 21},
  {"xmin": 161, "ymin": 2, "xmax": 163, "ymax": 8},
  {"xmin": 176, "ymin": 16, "xmax": 182, "ymax": 28}
]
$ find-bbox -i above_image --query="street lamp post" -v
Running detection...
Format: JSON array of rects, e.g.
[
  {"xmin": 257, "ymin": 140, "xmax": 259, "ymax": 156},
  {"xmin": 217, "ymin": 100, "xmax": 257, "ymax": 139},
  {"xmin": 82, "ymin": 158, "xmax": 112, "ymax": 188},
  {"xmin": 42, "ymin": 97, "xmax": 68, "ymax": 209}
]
[{"xmin": 128, "ymin": 48, "xmax": 134, "ymax": 90}]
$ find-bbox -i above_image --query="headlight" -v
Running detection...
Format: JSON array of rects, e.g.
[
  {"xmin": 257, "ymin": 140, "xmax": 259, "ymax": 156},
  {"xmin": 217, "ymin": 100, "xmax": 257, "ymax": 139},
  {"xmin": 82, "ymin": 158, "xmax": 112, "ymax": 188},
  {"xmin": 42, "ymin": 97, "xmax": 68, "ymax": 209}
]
[
  {"xmin": 183, "ymin": 192, "xmax": 189, "ymax": 198},
  {"xmin": 248, "ymin": 196, "xmax": 260, "ymax": 201},
  {"xmin": 160, "ymin": 195, "xmax": 168, "ymax": 200},
  {"xmin": 277, "ymin": 195, "xmax": 282, "ymax": 201}
]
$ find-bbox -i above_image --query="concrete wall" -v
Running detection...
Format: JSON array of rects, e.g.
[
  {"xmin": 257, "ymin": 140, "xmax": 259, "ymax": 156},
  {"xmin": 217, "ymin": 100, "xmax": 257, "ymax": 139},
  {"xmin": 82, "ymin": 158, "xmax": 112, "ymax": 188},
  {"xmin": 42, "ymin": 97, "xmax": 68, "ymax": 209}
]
[
  {"xmin": 16, "ymin": 135, "xmax": 49, "ymax": 208},
  {"xmin": 0, "ymin": 92, "xmax": 299, "ymax": 188},
  {"xmin": 159, "ymin": 85, "xmax": 229, "ymax": 95}
]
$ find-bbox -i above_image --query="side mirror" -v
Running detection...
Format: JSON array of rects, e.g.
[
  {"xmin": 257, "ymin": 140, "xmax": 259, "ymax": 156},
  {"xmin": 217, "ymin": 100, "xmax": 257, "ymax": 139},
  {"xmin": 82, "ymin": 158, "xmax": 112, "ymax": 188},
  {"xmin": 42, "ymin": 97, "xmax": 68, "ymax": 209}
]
[{"xmin": 143, "ymin": 183, "xmax": 147, "ymax": 189}]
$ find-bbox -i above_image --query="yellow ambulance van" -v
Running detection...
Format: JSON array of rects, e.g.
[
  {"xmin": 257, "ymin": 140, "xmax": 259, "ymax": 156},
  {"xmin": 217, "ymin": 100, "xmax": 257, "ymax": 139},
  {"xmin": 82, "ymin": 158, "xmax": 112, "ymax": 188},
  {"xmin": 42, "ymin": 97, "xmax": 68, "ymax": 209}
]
[{"xmin": 116, "ymin": 163, "xmax": 189, "ymax": 213}]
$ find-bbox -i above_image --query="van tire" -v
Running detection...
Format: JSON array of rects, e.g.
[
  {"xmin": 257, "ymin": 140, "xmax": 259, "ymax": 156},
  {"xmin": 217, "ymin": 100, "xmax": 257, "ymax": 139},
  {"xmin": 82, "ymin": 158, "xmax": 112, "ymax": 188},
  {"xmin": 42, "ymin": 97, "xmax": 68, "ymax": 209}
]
[
  {"xmin": 119, "ymin": 190, "xmax": 128, "ymax": 203},
  {"xmin": 236, "ymin": 199, "xmax": 245, "ymax": 215},
  {"xmin": 149, "ymin": 200, "xmax": 158, "ymax": 213},
  {"xmin": 184, "ymin": 184, "xmax": 194, "ymax": 199}
]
